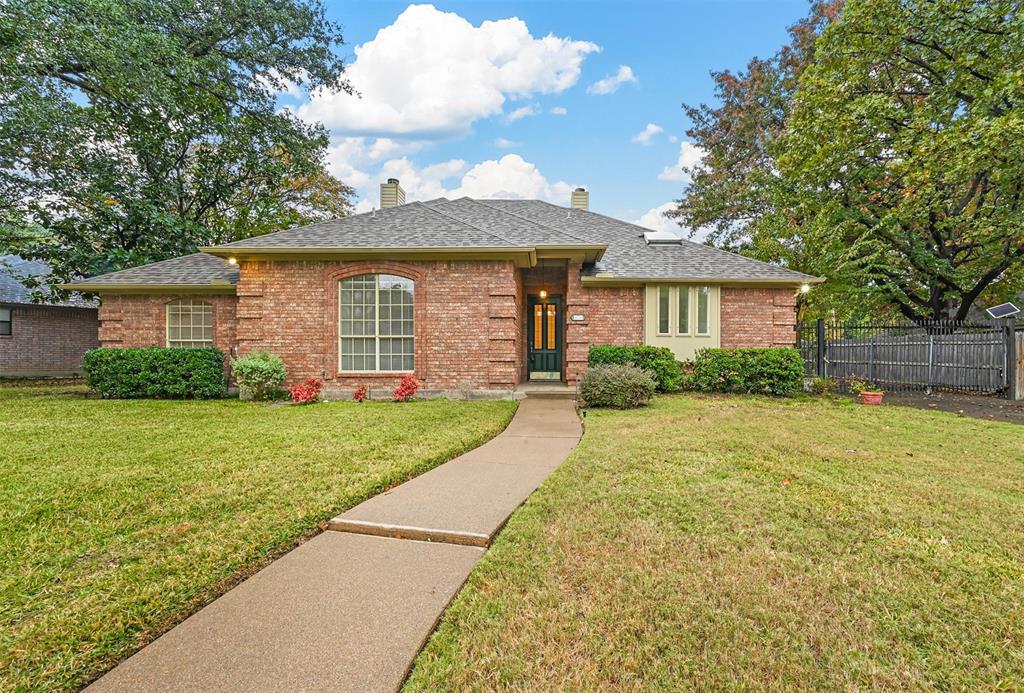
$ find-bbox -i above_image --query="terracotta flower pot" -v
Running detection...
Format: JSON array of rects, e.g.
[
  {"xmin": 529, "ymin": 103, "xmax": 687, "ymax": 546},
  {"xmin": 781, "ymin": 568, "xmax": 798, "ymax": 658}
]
[{"xmin": 859, "ymin": 391, "xmax": 884, "ymax": 406}]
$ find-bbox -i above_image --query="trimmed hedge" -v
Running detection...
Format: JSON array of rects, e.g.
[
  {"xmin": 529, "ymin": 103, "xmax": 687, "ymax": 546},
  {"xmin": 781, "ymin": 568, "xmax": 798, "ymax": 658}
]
[
  {"xmin": 230, "ymin": 350, "xmax": 287, "ymax": 401},
  {"xmin": 578, "ymin": 363, "xmax": 657, "ymax": 409},
  {"xmin": 84, "ymin": 347, "xmax": 226, "ymax": 399},
  {"xmin": 588, "ymin": 344, "xmax": 682, "ymax": 392},
  {"xmin": 689, "ymin": 347, "xmax": 803, "ymax": 396}
]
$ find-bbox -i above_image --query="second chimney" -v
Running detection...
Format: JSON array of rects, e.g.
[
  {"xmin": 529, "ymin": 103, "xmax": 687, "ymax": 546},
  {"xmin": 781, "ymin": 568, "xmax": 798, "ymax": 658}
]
[
  {"xmin": 570, "ymin": 187, "xmax": 589, "ymax": 211},
  {"xmin": 380, "ymin": 178, "xmax": 406, "ymax": 209}
]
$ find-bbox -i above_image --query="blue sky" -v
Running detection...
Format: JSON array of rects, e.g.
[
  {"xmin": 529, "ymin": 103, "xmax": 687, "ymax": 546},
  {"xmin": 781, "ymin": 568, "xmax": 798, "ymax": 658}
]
[{"xmin": 287, "ymin": 1, "xmax": 807, "ymax": 232}]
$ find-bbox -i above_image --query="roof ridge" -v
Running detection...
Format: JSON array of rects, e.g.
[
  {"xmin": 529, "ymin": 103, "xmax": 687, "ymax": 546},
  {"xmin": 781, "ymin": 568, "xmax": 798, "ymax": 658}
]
[
  {"xmin": 469, "ymin": 199, "xmax": 594, "ymax": 245},
  {"xmin": 414, "ymin": 200, "xmax": 520, "ymax": 246},
  {"xmin": 549, "ymin": 204, "xmax": 816, "ymax": 279}
]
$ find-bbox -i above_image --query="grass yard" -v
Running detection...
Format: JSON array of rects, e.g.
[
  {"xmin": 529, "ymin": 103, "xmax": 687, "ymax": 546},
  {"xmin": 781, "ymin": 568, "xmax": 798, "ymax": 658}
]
[
  {"xmin": 406, "ymin": 394, "xmax": 1024, "ymax": 691},
  {"xmin": 0, "ymin": 386, "xmax": 516, "ymax": 692}
]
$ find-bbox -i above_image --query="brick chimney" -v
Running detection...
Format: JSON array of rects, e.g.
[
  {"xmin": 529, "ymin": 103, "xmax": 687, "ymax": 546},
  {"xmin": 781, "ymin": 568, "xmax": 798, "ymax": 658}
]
[
  {"xmin": 380, "ymin": 178, "xmax": 406, "ymax": 209},
  {"xmin": 570, "ymin": 187, "xmax": 589, "ymax": 210}
]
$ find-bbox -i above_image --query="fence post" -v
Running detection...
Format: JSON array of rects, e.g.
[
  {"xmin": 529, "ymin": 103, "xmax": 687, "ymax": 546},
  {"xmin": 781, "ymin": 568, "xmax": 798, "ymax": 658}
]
[
  {"xmin": 815, "ymin": 319, "xmax": 826, "ymax": 377},
  {"xmin": 926, "ymin": 334, "xmax": 935, "ymax": 393},
  {"xmin": 1004, "ymin": 318, "xmax": 1020, "ymax": 401}
]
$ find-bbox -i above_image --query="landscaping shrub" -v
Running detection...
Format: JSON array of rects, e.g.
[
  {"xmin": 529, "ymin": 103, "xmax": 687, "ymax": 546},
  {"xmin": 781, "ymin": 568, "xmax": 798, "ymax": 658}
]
[
  {"xmin": 84, "ymin": 347, "xmax": 225, "ymax": 399},
  {"xmin": 578, "ymin": 364, "xmax": 656, "ymax": 409},
  {"xmin": 588, "ymin": 344, "xmax": 682, "ymax": 392},
  {"xmin": 230, "ymin": 351, "xmax": 286, "ymax": 401},
  {"xmin": 353, "ymin": 384, "xmax": 368, "ymax": 402},
  {"xmin": 289, "ymin": 378, "xmax": 323, "ymax": 404},
  {"xmin": 690, "ymin": 347, "xmax": 803, "ymax": 396},
  {"xmin": 393, "ymin": 374, "xmax": 420, "ymax": 401},
  {"xmin": 808, "ymin": 376, "xmax": 837, "ymax": 395}
]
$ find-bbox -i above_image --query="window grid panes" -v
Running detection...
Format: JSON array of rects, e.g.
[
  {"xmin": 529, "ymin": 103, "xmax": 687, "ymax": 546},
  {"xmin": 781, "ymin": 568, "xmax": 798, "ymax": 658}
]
[
  {"xmin": 0, "ymin": 307, "xmax": 11, "ymax": 336},
  {"xmin": 166, "ymin": 300, "xmax": 213, "ymax": 348},
  {"xmin": 676, "ymin": 287, "xmax": 690, "ymax": 335},
  {"xmin": 657, "ymin": 286, "xmax": 670, "ymax": 334},
  {"xmin": 697, "ymin": 286, "xmax": 710, "ymax": 335},
  {"xmin": 340, "ymin": 274, "xmax": 414, "ymax": 372}
]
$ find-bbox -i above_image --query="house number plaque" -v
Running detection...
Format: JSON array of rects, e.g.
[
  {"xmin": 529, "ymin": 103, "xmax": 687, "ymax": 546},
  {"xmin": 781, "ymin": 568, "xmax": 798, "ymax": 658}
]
[{"xmin": 570, "ymin": 314, "xmax": 586, "ymax": 322}]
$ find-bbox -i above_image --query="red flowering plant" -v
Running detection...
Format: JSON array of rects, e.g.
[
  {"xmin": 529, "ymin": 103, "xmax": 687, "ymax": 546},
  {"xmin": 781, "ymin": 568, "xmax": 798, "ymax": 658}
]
[
  {"xmin": 353, "ymin": 384, "xmax": 368, "ymax": 402},
  {"xmin": 289, "ymin": 378, "xmax": 323, "ymax": 404},
  {"xmin": 392, "ymin": 375, "xmax": 420, "ymax": 402}
]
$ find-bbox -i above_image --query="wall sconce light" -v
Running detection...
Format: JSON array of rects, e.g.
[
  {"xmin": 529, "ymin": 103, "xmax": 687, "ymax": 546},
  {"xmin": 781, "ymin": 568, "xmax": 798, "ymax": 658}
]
[
  {"xmin": 799, "ymin": 283, "xmax": 810, "ymax": 294},
  {"xmin": 539, "ymin": 290, "xmax": 548, "ymax": 299},
  {"xmin": 227, "ymin": 257, "xmax": 238, "ymax": 267}
]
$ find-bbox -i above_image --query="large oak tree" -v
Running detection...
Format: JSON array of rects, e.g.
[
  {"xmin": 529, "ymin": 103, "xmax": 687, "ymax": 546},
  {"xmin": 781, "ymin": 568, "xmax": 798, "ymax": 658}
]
[
  {"xmin": 672, "ymin": 0, "xmax": 1024, "ymax": 321},
  {"xmin": 0, "ymin": 0, "xmax": 354, "ymax": 290}
]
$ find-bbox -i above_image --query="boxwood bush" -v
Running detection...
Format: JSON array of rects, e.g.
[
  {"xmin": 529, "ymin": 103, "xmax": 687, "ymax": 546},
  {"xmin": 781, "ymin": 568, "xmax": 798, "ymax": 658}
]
[
  {"xmin": 578, "ymin": 363, "xmax": 657, "ymax": 409},
  {"xmin": 230, "ymin": 350, "xmax": 287, "ymax": 401},
  {"xmin": 690, "ymin": 347, "xmax": 803, "ymax": 396},
  {"xmin": 588, "ymin": 344, "xmax": 682, "ymax": 392},
  {"xmin": 84, "ymin": 347, "xmax": 225, "ymax": 399}
]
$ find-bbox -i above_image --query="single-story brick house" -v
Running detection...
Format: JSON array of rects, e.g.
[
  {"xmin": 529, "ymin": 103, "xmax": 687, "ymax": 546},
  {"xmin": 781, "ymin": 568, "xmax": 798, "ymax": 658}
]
[
  {"xmin": 65, "ymin": 181, "xmax": 820, "ymax": 396},
  {"xmin": 1, "ymin": 255, "xmax": 99, "ymax": 377}
]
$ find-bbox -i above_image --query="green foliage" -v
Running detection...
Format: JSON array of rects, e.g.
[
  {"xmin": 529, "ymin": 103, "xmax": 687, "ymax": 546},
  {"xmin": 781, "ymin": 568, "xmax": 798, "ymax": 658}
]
[
  {"xmin": 588, "ymin": 344, "xmax": 683, "ymax": 392},
  {"xmin": 690, "ymin": 347, "xmax": 804, "ymax": 396},
  {"xmin": 673, "ymin": 0, "xmax": 1024, "ymax": 321},
  {"xmin": 0, "ymin": 0, "xmax": 355, "ymax": 293},
  {"xmin": 84, "ymin": 348, "xmax": 225, "ymax": 399},
  {"xmin": 230, "ymin": 351, "xmax": 286, "ymax": 401},
  {"xmin": 578, "ymin": 364, "xmax": 657, "ymax": 409},
  {"xmin": 809, "ymin": 376, "xmax": 837, "ymax": 396}
]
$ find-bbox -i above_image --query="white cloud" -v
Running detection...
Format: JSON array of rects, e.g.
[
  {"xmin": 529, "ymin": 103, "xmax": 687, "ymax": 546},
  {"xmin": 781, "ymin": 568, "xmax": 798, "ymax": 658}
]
[
  {"xmin": 550, "ymin": 106, "xmax": 568, "ymax": 115},
  {"xmin": 668, "ymin": 134, "xmax": 679, "ymax": 143},
  {"xmin": 631, "ymin": 123, "xmax": 663, "ymax": 145},
  {"xmin": 633, "ymin": 202, "xmax": 712, "ymax": 242},
  {"xmin": 506, "ymin": 104, "xmax": 540, "ymax": 122},
  {"xmin": 448, "ymin": 154, "xmax": 574, "ymax": 202},
  {"xmin": 658, "ymin": 141, "xmax": 706, "ymax": 183},
  {"xmin": 633, "ymin": 202, "xmax": 680, "ymax": 234},
  {"xmin": 378, "ymin": 157, "xmax": 468, "ymax": 201},
  {"xmin": 494, "ymin": 137, "xmax": 521, "ymax": 148},
  {"xmin": 296, "ymin": 4, "xmax": 598, "ymax": 136},
  {"xmin": 587, "ymin": 65, "xmax": 637, "ymax": 95}
]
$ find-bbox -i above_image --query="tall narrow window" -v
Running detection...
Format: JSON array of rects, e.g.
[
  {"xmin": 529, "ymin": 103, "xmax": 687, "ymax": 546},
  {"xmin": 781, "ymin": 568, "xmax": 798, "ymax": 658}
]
[
  {"xmin": 0, "ymin": 307, "xmax": 10, "ymax": 336},
  {"xmin": 657, "ymin": 286, "xmax": 670, "ymax": 334},
  {"xmin": 676, "ymin": 287, "xmax": 690, "ymax": 335},
  {"xmin": 546, "ymin": 304, "xmax": 556, "ymax": 350},
  {"xmin": 166, "ymin": 299, "xmax": 213, "ymax": 348},
  {"xmin": 533, "ymin": 304, "xmax": 543, "ymax": 349},
  {"xmin": 340, "ymin": 274, "xmax": 414, "ymax": 372},
  {"xmin": 696, "ymin": 286, "xmax": 710, "ymax": 335}
]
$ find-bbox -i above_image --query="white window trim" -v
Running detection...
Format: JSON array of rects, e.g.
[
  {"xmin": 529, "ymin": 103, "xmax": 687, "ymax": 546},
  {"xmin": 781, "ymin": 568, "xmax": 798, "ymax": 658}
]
[
  {"xmin": 338, "ymin": 275, "xmax": 415, "ymax": 373},
  {"xmin": 695, "ymin": 285, "xmax": 711, "ymax": 337},
  {"xmin": 165, "ymin": 299, "xmax": 214, "ymax": 348},
  {"xmin": 676, "ymin": 287, "xmax": 691, "ymax": 336},
  {"xmin": 657, "ymin": 285, "xmax": 671, "ymax": 336},
  {"xmin": 0, "ymin": 306, "xmax": 11, "ymax": 337}
]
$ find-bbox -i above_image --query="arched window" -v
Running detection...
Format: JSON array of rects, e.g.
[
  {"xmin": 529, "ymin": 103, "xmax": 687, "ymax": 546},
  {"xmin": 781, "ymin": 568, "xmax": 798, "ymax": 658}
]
[
  {"xmin": 339, "ymin": 274, "xmax": 414, "ymax": 372},
  {"xmin": 166, "ymin": 299, "xmax": 213, "ymax": 348}
]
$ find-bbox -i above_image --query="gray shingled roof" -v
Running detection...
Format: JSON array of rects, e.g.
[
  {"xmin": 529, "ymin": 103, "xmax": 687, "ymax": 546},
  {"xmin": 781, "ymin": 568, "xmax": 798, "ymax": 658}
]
[
  {"xmin": 71, "ymin": 198, "xmax": 817, "ymax": 286},
  {"xmin": 480, "ymin": 199, "xmax": 818, "ymax": 282},
  {"xmin": 66, "ymin": 253, "xmax": 238, "ymax": 287},
  {"xmin": 1, "ymin": 255, "xmax": 96, "ymax": 308}
]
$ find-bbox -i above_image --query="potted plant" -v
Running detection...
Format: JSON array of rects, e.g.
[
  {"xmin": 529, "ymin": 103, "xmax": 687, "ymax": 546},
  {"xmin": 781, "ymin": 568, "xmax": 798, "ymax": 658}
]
[{"xmin": 847, "ymin": 377, "xmax": 884, "ymax": 405}]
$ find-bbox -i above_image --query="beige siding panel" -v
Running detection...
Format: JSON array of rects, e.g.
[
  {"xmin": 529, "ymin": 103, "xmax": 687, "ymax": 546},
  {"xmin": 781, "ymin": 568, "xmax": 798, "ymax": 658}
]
[{"xmin": 644, "ymin": 284, "xmax": 720, "ymax": 360}]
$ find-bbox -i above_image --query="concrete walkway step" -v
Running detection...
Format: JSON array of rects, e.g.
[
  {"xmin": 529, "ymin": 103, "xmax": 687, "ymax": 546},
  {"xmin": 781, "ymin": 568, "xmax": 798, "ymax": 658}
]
[{"xmin": 326, "ymin": 399, "xmax": 580, "ymax": 546}]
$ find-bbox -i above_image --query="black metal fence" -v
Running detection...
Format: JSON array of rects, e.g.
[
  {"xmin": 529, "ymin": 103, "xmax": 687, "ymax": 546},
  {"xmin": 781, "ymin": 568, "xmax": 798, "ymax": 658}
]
[{"xmin": 796, "ymin": 318, "xmax": 1022, "ymax": 396}]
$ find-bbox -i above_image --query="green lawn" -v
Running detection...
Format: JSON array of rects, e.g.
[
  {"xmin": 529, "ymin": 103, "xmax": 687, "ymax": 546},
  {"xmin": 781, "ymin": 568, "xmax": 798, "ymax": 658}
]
[
  {"xmin": 0, "ymin": 387, "xmax": 516, "ymax": 692},
  {"xmin": 406, "ymin": 394, "xmax": 1024, "ymax": 691}
]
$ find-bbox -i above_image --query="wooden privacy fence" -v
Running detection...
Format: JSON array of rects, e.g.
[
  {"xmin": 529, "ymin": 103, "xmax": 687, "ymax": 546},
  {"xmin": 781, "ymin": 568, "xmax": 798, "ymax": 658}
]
[{"xmin": 797, "ymin": 319, "xmax": 1023, "ymax": 399}]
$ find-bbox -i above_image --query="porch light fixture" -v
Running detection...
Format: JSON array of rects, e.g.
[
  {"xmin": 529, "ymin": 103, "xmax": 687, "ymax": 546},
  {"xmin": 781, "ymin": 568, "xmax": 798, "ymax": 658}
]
[
  {"xmin": 799, "ymin": 283, "xmax": 810, "ymax": 294},
  {"xmin": 539, "ymin": 290, "xmax": 548, "ymax": 299},
  {"xmin": 227, "ymin": 257, "xmax": 238, "ymax": 267}
]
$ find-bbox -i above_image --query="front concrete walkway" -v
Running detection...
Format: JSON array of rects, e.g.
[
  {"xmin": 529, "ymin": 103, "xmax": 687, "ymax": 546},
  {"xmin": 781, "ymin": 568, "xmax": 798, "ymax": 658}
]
[{"xmin": 88, "ymin": 398, "xmax": 581, "ymax": 693}]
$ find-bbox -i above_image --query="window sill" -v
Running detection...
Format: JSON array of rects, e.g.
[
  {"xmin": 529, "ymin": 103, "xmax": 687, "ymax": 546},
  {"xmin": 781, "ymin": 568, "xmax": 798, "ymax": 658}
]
[{"xmin": 337, "ymin": 371, "xmax": 415, "ymax": 378}]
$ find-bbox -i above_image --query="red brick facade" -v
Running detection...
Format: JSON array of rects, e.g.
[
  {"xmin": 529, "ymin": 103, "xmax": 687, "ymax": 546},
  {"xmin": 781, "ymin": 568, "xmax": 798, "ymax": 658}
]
[
  {"xmin": 94, "ymin": 261, "xmax": 800, "ymax": 393},
  {"xmin": 0, "ymin": 304, "xmax": 99, "ymax": 376},
  {"xmin": 565, "ymin": 261, "xmax": 644, "ymax": 383},
  {"xmin": 720, "ymin": 287, "xmax": 798, "ymax": 348}
]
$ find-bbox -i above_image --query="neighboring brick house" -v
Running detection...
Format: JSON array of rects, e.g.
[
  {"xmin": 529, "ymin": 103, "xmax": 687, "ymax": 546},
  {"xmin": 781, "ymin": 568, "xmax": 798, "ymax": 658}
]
[
  {"xmin": 1, "ymin": 256, "xmax": 99, "ymax": 377},
  {"xmin": 65, "ymin": 181, "xmax": 820, "ymax": 396}
]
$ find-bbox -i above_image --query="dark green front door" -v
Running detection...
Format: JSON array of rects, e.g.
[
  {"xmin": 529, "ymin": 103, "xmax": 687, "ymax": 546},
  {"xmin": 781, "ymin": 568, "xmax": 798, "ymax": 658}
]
[{"xmin": 527, "ymin": 295, "xmax": 562, "ymax": 380}]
